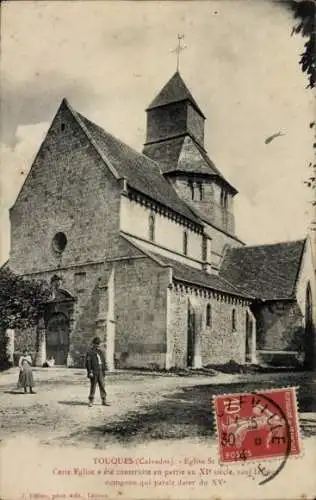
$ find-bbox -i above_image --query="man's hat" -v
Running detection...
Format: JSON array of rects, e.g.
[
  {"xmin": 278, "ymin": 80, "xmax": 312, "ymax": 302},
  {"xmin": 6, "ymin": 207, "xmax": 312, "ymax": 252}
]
[{"xmin": 92, "ymin": 336, "xmax": 101, "ymax": 346}]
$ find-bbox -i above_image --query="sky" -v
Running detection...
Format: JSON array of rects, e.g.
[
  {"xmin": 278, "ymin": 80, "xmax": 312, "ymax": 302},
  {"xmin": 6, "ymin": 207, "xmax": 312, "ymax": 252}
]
[{"xmin": 0, "ymin": 0, "xmax": 314, "ymax": 265}]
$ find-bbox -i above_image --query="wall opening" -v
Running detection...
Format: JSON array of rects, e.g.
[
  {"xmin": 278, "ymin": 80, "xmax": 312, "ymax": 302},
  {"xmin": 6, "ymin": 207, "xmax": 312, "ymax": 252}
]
[
  {"xmin": 206, "ymin": 303, "xmax": 212, "ymax": 327},
  {"xmin": 148, "ymin": 213, "xmax": 155, "ymax": 242},
  {"xmin": 232, "ymin": 308, "xmax": 237, "ymax": 332},
  {"xmin": 187, "ymin": 301, "xmax": 196, "ymax": 367},
  {"xmin": 183, "ymin": 230, "xmax": 188, "ymax": 256},
  {"xmin": 245, "ymin": 311, "xmax": 253, "ymax": 362},
  {"xmin": 46, "ymin": 312, "xmax": 69, "ymax": 366},
  {"xmin": 52, "ymin": 232, "xmax": 67, "ymax": 254}
]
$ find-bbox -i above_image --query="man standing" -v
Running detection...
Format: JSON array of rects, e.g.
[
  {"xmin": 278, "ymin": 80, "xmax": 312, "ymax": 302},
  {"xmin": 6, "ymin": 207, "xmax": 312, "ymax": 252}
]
[{"xmin": 85, "ymin": 336, "xmax": 109, "ymax": 407}]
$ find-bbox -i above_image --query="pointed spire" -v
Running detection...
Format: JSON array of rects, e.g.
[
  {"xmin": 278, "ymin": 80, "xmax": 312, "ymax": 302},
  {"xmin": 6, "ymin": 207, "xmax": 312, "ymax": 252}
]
[{"xmin": 147, "ymin": 72, "xmax": 205, "ymax": 119}]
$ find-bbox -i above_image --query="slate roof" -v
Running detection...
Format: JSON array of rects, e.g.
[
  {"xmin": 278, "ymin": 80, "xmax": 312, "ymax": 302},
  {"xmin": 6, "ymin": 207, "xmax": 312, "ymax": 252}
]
[
  {"xmin": 147, "ymin": 72, "xmax": 205, "ymax": 118},
  {"xmin": 120, "ymin": 234, "xmax": 252, "ymax": 298},
  {"xmin": 66, "ymin": 101, "xmax": 201, "ymax": 226},
  {"xmin": 143, "ymin": 136, "xmax": 185, "ymax": 172},
  {"xmin": 219, "ymin": 239, "xmax": 306, "ymax": 300},
  {"xmin": 151, "ymin": 252, "xmax": 251, "ymax": 297},
  {"xmin": 143, "ymin": 135, "xmax": 237, "ymax": 194}
]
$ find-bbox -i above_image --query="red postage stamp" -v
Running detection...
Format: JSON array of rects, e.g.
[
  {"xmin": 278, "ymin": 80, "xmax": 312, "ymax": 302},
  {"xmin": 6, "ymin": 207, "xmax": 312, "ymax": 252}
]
[{"xmin": 213, "ymin": 387, "xmax": 301, "ymax": 463}]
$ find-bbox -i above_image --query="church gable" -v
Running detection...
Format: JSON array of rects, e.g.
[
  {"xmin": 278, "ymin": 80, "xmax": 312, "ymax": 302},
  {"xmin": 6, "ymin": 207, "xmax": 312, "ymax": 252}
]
[
  {"xmin": 176, "ymin": 136, "xmax": 220, "ymax": 176},
  {"xmin": 9, "ymin": 100, "xmax": 121, "ymax": 274}
]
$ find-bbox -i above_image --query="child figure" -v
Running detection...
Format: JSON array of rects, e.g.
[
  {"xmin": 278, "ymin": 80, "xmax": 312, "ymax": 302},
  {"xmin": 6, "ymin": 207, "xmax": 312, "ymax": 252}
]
[{"xmin": 42, "ymin": 356, "xmax": 55, "ymax": 368}]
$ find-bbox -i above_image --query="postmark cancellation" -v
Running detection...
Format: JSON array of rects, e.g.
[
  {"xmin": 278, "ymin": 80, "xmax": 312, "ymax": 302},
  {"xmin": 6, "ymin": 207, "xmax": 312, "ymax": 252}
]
[{"xmin": 213, "ymin": 387, "xmax": 301, "ymax": 464}]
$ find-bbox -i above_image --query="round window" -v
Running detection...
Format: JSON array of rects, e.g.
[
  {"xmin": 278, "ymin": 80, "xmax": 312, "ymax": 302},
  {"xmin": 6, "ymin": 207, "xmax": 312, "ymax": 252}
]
[{"xmin": 52, "ymin": 232, "xmax": 67, "ymax": 253}]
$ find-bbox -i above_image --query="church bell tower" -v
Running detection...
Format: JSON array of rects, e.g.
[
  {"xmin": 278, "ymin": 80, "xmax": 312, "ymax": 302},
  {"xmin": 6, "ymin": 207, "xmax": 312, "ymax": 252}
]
[
  {"xmin": 143, "ymin": 72, "xmax": 237, "ymax": 236},
  {"xmin": 144, "ymin": 71, "xmax": 205, "ymax": 149}
]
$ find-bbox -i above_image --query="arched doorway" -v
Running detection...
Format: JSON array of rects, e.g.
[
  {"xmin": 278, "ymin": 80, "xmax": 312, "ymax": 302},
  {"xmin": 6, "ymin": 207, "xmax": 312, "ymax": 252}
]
[
  {"xmin": 46, "ymin": 312, "xmax": 70, "ymax": 365},
  {"xmin": 304, "ymin": 283, "xmax": 314, "ymax": 370},
  {"xmin": 44, "ymin": 286, "xmax": 75, "ymax": 366}
]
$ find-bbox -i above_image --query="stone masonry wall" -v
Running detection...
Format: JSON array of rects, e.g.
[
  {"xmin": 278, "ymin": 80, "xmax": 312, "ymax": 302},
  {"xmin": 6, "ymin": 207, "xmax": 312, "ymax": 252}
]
[
  {"xmin": 295, "ymin": 238, "xmax": 316, "ymax": 369},
  {"xmin": 168, "ymin": 286, "xmax": 250, "ymax": 368},
  {"xmin": 172, "ymin": 176, "xmax": 235, "ymax": 236},
  {"xmin": 15, "ymin": 263, "xmax": 106, "ymax": 367},
  {"xmin": 170, "ymin": 176, "xmax": 241, "ymax": 270},
  {"xmin": 254, "ymin": 301, "xmax": 304, "ymax": 352},
  {"xmin": 114, "ymin": 256, "xmax": 170, "ymax": 369},
  {"xmin": 120, "ymin": 196, "xmax": 203, "ymax": 262},
  {"xmin": 13, "ymin": 237, "xmax": 146, "ymax": 367},
  {"xmin": 9, "ymin": 101, "xmax": 121, "ymax": 275},
  {"xmin": 206, "ymin": 223, "xmax": 243, "ymax": 271}
]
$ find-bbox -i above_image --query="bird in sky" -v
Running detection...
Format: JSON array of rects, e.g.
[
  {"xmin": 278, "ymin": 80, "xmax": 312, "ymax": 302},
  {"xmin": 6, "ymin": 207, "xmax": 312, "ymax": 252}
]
[{"xmin": 264, "ymin": 131, "xmax": 285, "ymax": 144}]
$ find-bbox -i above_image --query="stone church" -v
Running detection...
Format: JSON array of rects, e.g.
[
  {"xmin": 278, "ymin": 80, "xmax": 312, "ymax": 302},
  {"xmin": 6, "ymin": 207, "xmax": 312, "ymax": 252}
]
[{"xmin": 7, "ymin": 72, "xmax": 316, "ymax": 370}]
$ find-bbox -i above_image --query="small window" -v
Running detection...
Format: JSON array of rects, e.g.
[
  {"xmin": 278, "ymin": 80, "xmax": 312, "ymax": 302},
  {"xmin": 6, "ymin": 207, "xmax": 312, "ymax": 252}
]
[
  {"xmin": 183, "ymin": 230, "xmax": 188, "ymax": 256},
  {"xmin": 52, "ymin": 232, "xmax": 67, "ymax": 254},
  {"xmin": 206, "ymin": 303, "xmax": 212, "ymax": 327},
  {"xmin": 202, "ymin": 235, "xmax": 208, "ymax": 262},
  {"xmin": 221, "ymin": 189, "xmax": 228, "ymax": 209},
  {"xmin": 149, "ymin": 214, "xmax": 155, "ymax": 242},
  {"xmin": 189, "ymin": 182, "xmax": 195, "ymax": 201},
  {"xmin": 232, "ymin": 308, "xmax": 237, "ymax": 332},
  {"xmin": 198, "ymin": 183, "xmax": 204, "ymax": 201}
]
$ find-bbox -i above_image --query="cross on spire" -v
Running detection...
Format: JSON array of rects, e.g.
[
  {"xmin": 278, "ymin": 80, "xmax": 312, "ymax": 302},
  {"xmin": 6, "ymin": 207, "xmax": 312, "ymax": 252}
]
[{"xmin": 171, "ymin": 34, "xmax": 187, "ymax": 72}]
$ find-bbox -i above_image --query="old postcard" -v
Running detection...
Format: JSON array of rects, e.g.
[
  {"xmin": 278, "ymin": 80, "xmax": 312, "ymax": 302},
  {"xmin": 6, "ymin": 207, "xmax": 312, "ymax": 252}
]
[{"xmin": 0, "ymin": 1, "xmax": 315, "ymax": 499}]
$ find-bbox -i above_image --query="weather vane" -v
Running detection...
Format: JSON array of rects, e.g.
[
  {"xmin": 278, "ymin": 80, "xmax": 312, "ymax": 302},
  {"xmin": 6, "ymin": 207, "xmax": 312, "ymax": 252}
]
[{"xmin": 171, "ymin": 34, "xmax": 187, "ymax": 72}]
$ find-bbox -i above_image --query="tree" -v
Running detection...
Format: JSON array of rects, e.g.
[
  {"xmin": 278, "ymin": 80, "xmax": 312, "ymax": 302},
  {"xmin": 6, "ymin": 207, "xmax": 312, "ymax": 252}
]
[
  {"xmin": 283, "ymin": 1, "xmax": 316, "ymax": 235},
  {"xmin": 0, "ymin": 267, "xmax": 50, "ymax": 370},
  {"xmin": 285, "ymin": 0, "xmax": 316, "ymax": 88}
]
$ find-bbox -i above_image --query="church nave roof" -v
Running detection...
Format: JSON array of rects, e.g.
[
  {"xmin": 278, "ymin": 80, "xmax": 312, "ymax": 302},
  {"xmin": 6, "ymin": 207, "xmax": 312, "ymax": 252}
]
[{"xmin": 64, "ymin": 99, "xmax": 202, "ymax": 227}]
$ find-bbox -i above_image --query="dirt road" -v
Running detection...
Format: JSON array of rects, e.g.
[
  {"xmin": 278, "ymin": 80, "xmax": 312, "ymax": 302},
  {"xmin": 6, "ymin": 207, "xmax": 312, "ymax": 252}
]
[{"xmin": 0, "ymin": 367, "xmax": 315, "ymax": 448}]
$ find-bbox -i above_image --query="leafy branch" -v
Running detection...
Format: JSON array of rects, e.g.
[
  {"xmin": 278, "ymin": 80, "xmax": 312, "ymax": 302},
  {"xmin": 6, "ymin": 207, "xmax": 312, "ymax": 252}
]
[{"xmin": 285, "ymin": 0, "xmax": 316, "ymax": 88}]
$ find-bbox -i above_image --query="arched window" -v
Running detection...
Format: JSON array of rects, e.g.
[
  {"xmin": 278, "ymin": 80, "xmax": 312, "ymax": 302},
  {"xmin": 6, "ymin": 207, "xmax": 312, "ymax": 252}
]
[
  {"xmin": 232, "ymin": 308, "xmax": 237, "ymax": 332},
  {"xmin": 183, "ymin": 231, "xmax": 188, "ymax": 256},
  {"xmin": 149, "ymin": 213, "xmax": 155, "ymax": 242},
  {"xmin": 206, "ymin": 303, "xmax": 212, "ymax": 327}
]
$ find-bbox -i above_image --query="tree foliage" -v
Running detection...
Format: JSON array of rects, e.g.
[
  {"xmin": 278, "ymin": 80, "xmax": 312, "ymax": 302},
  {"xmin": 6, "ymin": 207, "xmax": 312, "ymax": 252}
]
[
  {"xmin": 0, "ymin": 267, "xmax": 50, "ymax": 369},
  {"xmin": 286, "ymin": 0, "xmax": 316, "ymax": 88},
  {"xmin": 0, "ymin": 267, "xmax": 50, "ymax": 330},
  {"xmin": 283, "ymin": 1, "xmax": 316, "ymax": 228}
]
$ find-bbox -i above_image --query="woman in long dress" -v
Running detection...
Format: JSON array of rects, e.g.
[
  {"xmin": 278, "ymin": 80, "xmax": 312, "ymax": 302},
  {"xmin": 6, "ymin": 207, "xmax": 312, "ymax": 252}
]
[{"xmin": 17, "ymin": 351, "xmax": 35, "ymax": 394}]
